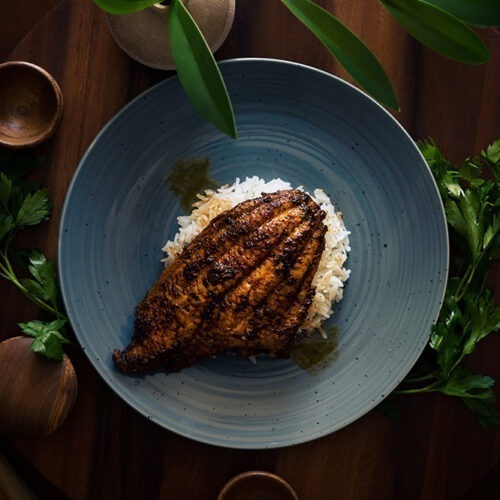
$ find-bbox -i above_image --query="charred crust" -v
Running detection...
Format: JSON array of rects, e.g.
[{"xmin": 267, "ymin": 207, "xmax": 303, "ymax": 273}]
[
  {"xmin": 183, "ymin": 261, "xmax": 200, "ymax": 281},
  {"xmin": 206, "ymin": 261, "xmax": 237, "ymax": 284}
]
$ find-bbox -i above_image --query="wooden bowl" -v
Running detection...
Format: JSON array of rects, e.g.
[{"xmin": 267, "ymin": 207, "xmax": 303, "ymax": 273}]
[
  {"xmin": 0, "ymin": 336, "xmax": 77, "ymax": 439},
  {"xmin": 0, "ymin": 61, "xmax": 63, "ymax": 148},
  {"xmin": 218, "ymin": 471, "xmax": 298, "ymax": 500}
]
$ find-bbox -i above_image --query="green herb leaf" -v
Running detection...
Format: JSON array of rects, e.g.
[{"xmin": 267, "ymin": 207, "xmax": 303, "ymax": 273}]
[
  {"xmin": 20, "ymin": 278, "xmax": 49, "ymax": 300},
  {"xmin": 281, "ymin": 0, "xmax": 398, "ymax": 109},
  {"xmin": 30, "ymin": 332, "xmax": 64, "ymax": 362},
  {"xmin": 423, "ymin": 0, "xmax": 500, "ymax": 27},
  {"xmin": 483, "ymin": 213, "xmax": 499, "ymax": 252},
  {"xmin": 484, "ymin": 140, "xmax": 500, "ymax": 165},
  {"xmin": 419, "ymin": 139, "xmax": 462, "ymax": 199},
  {"xmin": 27, "ymin": 251, "xmax": 59, "ymax": 309},
  {"xmin": 20, "ymin": 319, "xmax": 68, "ymax": 362},
  {"xmin": 435, "ymin": 326, "xmax": 463, "ymax": 378},
  {"xmin": 438, "ymin": 366, "xmax": 495, "ymax": 399},
  {"xmin": 454, "ymin": 190, "xmax": 482, "ymax": 260},
  {"xmin": 0, "ymin": 214, "xmax": 14, "ymax": 241},
  {"xmin": 92, "ymin": 0, "xmax": 158, "ymax": 15},
  {"xmin": 379, "ymin": 0, "xmax": 490, "ymax": 64},
  {"xmin": 19, "ymin": 319, "xmax": 66, "ymax": 338},
  {"xmin": 430, "ymin": 287, "xmax": 462, "ymax": 353},
  {"xmin": 459, "ymin": 158, "xmax": 485, "ymax": 187},
  {"xmin": 15, "ymin": 189, "xmax": 50, "ymax": 228},
  {"xmin": 482, "ymin": 140, "xmax": 500, "ymax": 181},
  {"xmin": 168, "ymin": 0, "xmax": 237, "ymax": 138},
  {"xmin": 462, "ymin": 289, "xmax": 500, "ymax": 356}
]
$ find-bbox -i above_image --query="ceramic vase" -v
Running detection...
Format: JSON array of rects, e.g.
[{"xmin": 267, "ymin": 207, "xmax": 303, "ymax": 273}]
[{"xmin": 106, "ymin": 0, "xmax": 236, "ymax": 70}]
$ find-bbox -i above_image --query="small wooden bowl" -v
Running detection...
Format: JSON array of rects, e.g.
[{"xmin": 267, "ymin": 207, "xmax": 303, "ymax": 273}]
[
  {"xmin": 218, "ymin": 471, "xmax": 299, "ymax": 500},
  {"xmin": 0, "ymin": 61, "xmax": 63, "ymax": 148}
]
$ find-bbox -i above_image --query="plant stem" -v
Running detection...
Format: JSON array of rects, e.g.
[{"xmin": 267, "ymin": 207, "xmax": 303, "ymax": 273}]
[
  {"xmin": 394, "ymin": 378, "xmax": 443, "ymax": 394},
  {"xmin": 402, "ymin": 372, "xmax": 439, "ymax": 384},
  {"xmin": 0, "ymin": 233, "xmax": 61, "ymax": 318}
]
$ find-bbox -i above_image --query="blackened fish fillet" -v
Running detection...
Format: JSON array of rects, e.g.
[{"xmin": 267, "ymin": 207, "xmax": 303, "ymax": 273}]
[{"xmin": 113, "ymin": 189, "xmax": 327, "ymax": 373}]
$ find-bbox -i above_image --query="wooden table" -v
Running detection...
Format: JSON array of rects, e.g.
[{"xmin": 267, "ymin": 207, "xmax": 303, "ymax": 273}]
[{"xmin": 1, "ymin": 1, "xmax": 499, "ymax": 498}]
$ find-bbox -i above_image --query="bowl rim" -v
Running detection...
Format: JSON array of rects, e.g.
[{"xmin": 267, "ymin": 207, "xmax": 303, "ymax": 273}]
[
  {"xmin": 217, "ymin": 470, "xmax": 299, "ymax": 500},
  {"xmin": 0, "ymin": 60, "xmax": 63, "ymax": 149}
]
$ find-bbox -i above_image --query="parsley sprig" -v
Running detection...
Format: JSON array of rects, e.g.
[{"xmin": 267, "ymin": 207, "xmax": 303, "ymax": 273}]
[
  {"xmin": 0, "ymin": 151, "xmax": 69, "ymax": 362},
  {"xmin": 395, "ymin": 140, "xmax": 500, "ymax": 427}
]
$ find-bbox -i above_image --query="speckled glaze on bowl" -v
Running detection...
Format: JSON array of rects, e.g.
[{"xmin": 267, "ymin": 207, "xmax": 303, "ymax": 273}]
[{"xmin": 58, "ymin": 58, "xmax": 448, "ymax": 449}]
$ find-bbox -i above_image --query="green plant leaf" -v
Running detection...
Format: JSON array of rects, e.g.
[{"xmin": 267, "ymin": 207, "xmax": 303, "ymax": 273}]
[
  {"xmin": 379, "ymin": 0, "xmax": 489, "ymax": 64},
  {"xmin": 438, "ymin": 366, "xmax": 495, "ymax": 399},
  {"xmin": 15, "ymin": 189, "xmax": 50, "ymax": 228},
  {"xmin": 30, "ymin": 332, "xmax": 64, "ymax": 362},
  {"xmin": 0, "ymin": 214, "xmax": 13, "ymax": 241},
  {"xmin": 484, "ymin": 140, "xmax": 500, "ymax": 166},
  {"xmin": 19, "ymin": 319, "xmax": 67, "ymax": 338},
  {"xmin": 462, "ymin": 290, "xmax": 500, "ymax": 356},
  {"xmin": 20, "ymin": 278, "xmax": 49, "ymax": 301},
  {"xmin": 20, "ymin": 319, "xmax": 68, "ymax": 362},
  {"xmin": 424, "ymin": 0, "xmax": 500, "ymax": 27},
  {"xmin": 27, "ymin": 251, "xmax": 58, "ymax": 308},
  {"xmin": 281, "ymin": 0, "xmax": 398, "ymax": 109},
  {"xmin": 168, "ymin": 0, "xmax": 237, "ymax": 138},
  {"xmin": 92, "ymin": 0, "xmax": 158, "ymax": 15},
  {"xmin": 482, "ymin": 139, "xmax": 500, "ymax": 181},
  {"xmin": 418, "ymin": 139, "xmax": 463, "ymax": 199}
]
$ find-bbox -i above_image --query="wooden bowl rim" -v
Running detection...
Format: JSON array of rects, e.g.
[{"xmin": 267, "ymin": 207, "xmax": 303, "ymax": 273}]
[
  {"xmin": 0, "ymin": 60, "xmax": 63, "ymax": 149},
  {"xmin": 217, "ymin": 470, "xmax": 299, "ymax": 500}
]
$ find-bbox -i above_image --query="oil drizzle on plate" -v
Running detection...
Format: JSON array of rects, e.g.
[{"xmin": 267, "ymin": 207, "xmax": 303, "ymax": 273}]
[
  {"xmin": 165, "ymin": 156, "xmax": 218, "ymax": 211},
  {"xmin": 290, "ymin": 326, "xmax": 339, "ymax": 374}
]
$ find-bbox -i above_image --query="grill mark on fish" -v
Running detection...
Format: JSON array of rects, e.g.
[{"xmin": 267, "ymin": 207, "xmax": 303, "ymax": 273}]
[
  {"xmin": 220, "ymin": 218, "xmax": 326, "ymax": 355},
  {"xmin": 242, "ymin": 224, "xmax": 327, "ymax": 355},
  {"xmin": 208, "ymin": 216, "xmax": 322, "ymax": 339}
]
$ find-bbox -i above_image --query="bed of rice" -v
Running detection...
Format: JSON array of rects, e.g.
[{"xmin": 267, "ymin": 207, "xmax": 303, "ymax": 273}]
[{"xmin": 162, "ymin": 176, "xmax": 351, "ymax": 335}]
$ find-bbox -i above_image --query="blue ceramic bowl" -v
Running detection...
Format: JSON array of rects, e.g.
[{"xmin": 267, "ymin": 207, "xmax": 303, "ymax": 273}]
[{"xmin": 59, "ymin": 58, "xmax": 448, "ymax": 448}]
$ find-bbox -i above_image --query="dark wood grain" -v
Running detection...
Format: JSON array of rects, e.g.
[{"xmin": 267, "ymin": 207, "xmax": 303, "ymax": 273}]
[
  {"xmin": 0, "ymin": 0, "xmax": 60, "ymax": 61},
  {"xmin": 1, "ymin": 1, "xmax": 499, "ymax": 499}
]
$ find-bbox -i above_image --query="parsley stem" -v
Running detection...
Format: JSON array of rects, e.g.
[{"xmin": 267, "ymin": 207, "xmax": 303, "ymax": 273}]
[
  {"xmin": 401, "ymin": 372, "xmax": 439, "ymax": 384},
  {"xmin": 2, "ymin": 264, "xmax": 59, "ymax": 317},
  {"xmin": 0, "ymin": 237, "xmax": 60, "ymax": 318},
  {"xmin": 454, "ymin": 250, "xmax": 486, "ymax": 301},
  {"xmin": 454, "ymin": 263, "xmax": 474, "ymax": 301},
  {"xmin": 393, "ymin": 381, "xmax": 441, "ymax": 394}
]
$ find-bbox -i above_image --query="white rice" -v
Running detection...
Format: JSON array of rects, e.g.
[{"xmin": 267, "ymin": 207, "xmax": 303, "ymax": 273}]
[{"xmin": 162, "ymin": 176, "xmax": 350, "ymax": 335}]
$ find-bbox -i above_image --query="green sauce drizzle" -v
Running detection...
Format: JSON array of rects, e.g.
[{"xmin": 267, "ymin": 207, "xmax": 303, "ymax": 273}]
[
  {"xmin": 290, "ymin": 326, "xmax": 339, "ymax": 374},
  {"xmin": 165, "ymin": 156, "xmax": 218, "ymax": 212}
]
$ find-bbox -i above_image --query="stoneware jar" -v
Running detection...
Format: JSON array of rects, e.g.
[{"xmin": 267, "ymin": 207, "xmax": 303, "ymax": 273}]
[{"xmin": 106, "ymin": 0, "xmax": 236, "ymax": 70}]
